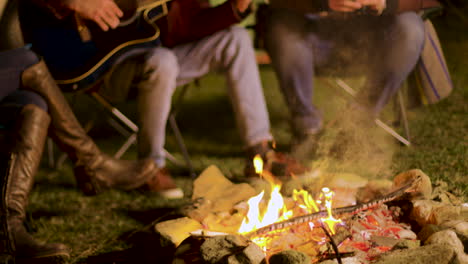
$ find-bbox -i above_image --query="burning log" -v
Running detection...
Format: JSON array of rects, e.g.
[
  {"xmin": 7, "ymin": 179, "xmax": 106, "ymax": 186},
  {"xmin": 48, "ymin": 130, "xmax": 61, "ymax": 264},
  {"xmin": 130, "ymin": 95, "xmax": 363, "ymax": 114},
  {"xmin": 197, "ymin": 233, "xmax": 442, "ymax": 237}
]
[{"xmin": 245, "ymin": 174, "xmax": 422, "ymax": 237}]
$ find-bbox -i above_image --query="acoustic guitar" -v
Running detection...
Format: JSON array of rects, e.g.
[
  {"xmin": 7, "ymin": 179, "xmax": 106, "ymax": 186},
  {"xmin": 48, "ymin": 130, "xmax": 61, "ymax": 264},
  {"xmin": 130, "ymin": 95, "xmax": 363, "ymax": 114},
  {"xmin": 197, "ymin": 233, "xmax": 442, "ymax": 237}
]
[{"xmin": 24, "ymin": 0, "xmax": 170, "ymax": 92}]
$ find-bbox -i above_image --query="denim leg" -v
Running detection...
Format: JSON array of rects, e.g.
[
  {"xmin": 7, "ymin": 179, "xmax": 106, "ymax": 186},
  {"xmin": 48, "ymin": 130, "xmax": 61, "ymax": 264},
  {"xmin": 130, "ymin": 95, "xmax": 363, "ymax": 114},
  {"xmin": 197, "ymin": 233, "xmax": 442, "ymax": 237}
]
[
  {"xmin": 264, "ymin": 9, "xmax": 324, "ymax": 136},
  {"xmin": 174, "ymin": 26, "xmax": 273, "ymax": 147},
  {"xmin": 0, "ymin": 90, "xmax": 47, "ymax": 128},
  {"xmin": 364, "ymin": 12, "xmax": 425, "ymax": 115},
  {"xmin": 100, "ymin": 47, "xmax": 178, "ymax": 167}
]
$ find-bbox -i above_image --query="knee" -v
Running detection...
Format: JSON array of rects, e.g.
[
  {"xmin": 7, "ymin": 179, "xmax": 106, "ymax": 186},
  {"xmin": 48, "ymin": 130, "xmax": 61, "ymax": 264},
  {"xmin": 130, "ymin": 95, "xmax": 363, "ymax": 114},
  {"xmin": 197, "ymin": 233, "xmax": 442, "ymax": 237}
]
[
  {"xmin": 144, "ymin": 48, "xmax": 179, "ymax": 80},
  {"xmin": 17, "ymin": 48, "xmax": 40, "ymax": 69},
  {"xmin": 17, "ymin": 90, "xmax": 48, "ymax": 111},
  {"xmin": 394, "ymin": 12, "xmax": 425, "ymax": 52},
  {"xmin": 226, "ymin": 26, "xmax": 253, "ymax": 51}
]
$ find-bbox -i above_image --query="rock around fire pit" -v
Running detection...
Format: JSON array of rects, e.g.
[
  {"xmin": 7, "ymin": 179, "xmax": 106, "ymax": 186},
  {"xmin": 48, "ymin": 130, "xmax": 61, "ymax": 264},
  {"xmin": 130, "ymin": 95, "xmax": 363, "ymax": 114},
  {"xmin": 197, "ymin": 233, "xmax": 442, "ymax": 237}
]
[{"xmin": 151, "ymin": 166, "xmax": 467, "ymax": 264}]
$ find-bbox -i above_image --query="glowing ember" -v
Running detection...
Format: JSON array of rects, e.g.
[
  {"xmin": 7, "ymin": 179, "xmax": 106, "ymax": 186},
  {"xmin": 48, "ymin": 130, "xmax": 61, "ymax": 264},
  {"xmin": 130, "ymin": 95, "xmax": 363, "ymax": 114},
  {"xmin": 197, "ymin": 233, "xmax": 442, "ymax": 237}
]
[{"xmin": 229, "ymin": 156, "xmax": 414, "ymax": 262}]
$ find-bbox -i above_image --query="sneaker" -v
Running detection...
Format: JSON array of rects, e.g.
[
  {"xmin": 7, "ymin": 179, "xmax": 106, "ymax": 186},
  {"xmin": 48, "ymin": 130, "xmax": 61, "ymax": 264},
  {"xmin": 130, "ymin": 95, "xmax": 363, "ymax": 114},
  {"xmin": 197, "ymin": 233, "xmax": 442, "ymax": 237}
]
[{"xmin": 141, "ymin": 167, "xmax": 184, "ymax": 199}]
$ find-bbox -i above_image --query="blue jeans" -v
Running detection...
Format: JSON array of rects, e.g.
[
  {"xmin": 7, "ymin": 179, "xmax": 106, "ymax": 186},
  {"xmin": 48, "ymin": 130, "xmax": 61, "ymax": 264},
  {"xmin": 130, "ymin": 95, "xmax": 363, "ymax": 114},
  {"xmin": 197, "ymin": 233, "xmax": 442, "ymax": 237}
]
[
  {"xmin": 264, "ymin": 9, "xmax": 425, "ymax": 136},
  {"xmin": 100, "ymin": 26, "xmax": 273, "ymax": 167},
  {"xmin": 0, "ymin": 47, "xmax": 47, "ymax": 128}
]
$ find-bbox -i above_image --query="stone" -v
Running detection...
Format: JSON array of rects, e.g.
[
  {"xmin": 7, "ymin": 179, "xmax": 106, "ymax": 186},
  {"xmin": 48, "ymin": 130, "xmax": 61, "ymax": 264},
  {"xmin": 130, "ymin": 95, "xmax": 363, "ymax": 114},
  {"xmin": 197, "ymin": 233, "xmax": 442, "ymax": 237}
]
[
  {"xmin": 393, "ymin": 169, "xmax": 432, "ymax": 200},
  {"xmin": 411, "ymin": 200, "xmax": 462, "ymax": 226},
  {"xmin": 173, "ymin": 236, "xmax": 205, "ymax": 264},
  {"xmin": 441, "ymin": 220, "xmax": 468, "ymax": 237},
  {"xmin": 392, "ymin": 239, "xmax": 421, "ymax": 250},
  {"xmin": 425, "ymin": 229, "xmax": 468, "ymax": 264},
  {"xmin": 373, "ymin": 243, "xmax": 456, "ymax": 264},
  {"xmin": 154, "ymin": 217, "xmax": 203, "ymax": 247},
  {"xmin": 200, "ymin": 234, "xmax": 265, "ymax": 264},
  {"xmin": 269, "ymin": 250, "xmax": 311, "ymax": 264},
  {"xmin": 418, "ymin": 224, "xmax": 445, "ymax": 242},
  {"xmin": 431, "ymin": 205, "xmax": 462, "ymax": 225},
  {"xmin": 411, "ymin": 200, "xmax": 439, "ymax": 226},
  {"xmin": 370, "ymin": 236, "xmax": 400, "ymax": 248}
]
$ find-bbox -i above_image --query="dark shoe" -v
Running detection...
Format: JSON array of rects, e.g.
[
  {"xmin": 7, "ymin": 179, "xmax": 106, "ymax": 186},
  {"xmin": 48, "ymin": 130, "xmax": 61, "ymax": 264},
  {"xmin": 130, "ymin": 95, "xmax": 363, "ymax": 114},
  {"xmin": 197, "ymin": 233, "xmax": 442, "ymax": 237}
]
[
  {"xmin": 244, "ymin": 141, "xmax": 309, "ymax": 180},
  {"xmin": 140, "ymin": 168, "xmax": 184, "ymax": 199},
  {"xmin": 14, "ymin": 220, "xmax": 70, "ymax": 263},
  {"xmin": 74, "ymin": 155, "xmax": 157, "ymax": 195}
]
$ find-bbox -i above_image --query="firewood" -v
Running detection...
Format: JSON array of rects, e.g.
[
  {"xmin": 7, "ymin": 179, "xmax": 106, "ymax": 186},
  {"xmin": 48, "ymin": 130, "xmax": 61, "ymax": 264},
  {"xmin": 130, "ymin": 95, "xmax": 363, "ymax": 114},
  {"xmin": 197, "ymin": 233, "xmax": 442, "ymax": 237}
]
[{"xmin": 154, "ymin": 217, "xmax": 203, "ymax": 248}]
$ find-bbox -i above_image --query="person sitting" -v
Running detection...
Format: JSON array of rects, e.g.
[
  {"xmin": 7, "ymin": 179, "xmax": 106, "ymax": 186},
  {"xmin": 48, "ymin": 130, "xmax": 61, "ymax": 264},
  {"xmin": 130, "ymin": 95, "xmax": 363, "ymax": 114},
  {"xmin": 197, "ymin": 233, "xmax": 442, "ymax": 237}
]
[
  {"xmin": 19, "ymin": 0, "xmax": 308, "ymax": 179},
  {"xmin": 3, "ymin": 0, "xmax": 185, "ymax": 198},
  {"xmin": 258, "ymin": 0, "xmax": 442, "ymax": 145}
]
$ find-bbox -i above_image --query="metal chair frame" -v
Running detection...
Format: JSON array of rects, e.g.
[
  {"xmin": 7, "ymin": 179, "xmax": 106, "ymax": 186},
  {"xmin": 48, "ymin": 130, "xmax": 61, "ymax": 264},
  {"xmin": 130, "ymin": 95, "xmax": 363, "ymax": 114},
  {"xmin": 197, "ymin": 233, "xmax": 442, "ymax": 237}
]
[{"xmin": 47, "ymin": 82, "xmax": 196, "ymax": 177}]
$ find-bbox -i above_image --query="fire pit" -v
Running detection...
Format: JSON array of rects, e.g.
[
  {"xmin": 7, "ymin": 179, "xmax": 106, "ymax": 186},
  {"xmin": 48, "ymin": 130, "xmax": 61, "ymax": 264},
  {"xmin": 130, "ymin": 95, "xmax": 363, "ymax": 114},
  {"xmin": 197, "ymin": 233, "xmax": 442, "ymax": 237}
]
[{"xmin": 155, "ymin": 165, "xmax": 467, "ymax": 264}]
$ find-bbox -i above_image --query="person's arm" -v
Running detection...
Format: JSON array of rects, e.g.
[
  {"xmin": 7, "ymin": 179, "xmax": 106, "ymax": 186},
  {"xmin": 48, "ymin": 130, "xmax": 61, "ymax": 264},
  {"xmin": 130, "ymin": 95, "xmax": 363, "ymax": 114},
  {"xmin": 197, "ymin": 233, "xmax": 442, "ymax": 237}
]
[
  {"xmin": 28, "ymin": 0, "xmax": 123, "ymax": 31},
  {"xmin": 161, "ymin": 0, "xmax": 252, "ymax": 47}
]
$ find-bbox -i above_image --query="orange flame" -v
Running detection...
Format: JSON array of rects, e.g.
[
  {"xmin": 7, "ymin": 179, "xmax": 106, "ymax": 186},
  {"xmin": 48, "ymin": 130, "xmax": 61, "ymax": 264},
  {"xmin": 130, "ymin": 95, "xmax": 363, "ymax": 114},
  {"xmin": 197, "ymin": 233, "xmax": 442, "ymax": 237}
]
[
  {"xmin": 239, "ymin": 156, "xmax": 290, "ymax": 236},
  {"xmin": 239, "ymin": 156, "xmax": 343, "ymax": 250},
  {"xmin": 320, "ymin": 187, "xmax": 342, "ymax": 234},
  {"xmin": 253, "ymin": 154, "xmax": 263, "ymax": 175}
]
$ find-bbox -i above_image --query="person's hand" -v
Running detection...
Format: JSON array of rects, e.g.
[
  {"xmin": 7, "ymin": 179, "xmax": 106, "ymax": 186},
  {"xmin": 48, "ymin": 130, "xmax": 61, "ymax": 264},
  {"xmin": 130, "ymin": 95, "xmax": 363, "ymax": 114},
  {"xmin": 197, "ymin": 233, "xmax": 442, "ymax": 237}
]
[
  {"xmin": 234, "ymin": 0, "xmax": 252, "ymax": 13},
  {"xmin": 67, "ymin": 0, "xmax": 124, "ymax": 31},
  {"xmin": 357, "ymin": 0, "xmax": 386, "ymax": 14},
  {"xmin": 328, "ymin": 0, "xmax": 363, "ymax": 12}
]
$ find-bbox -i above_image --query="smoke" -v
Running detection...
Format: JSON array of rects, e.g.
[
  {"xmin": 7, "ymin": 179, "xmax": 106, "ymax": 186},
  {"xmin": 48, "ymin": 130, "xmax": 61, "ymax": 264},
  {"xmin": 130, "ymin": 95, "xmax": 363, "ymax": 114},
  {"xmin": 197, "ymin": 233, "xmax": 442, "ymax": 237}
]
[{"xmin": 293, "ymin": 100, "xmax": 397, "ymax": 181}]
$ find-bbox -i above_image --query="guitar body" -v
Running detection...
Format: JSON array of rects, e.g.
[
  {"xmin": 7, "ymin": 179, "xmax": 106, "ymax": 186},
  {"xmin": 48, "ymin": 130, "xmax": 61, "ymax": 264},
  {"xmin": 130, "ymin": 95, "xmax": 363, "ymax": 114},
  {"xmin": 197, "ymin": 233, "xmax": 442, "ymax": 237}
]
[{"xmin": 21, "ymin": 0, "xmax": 169, "ymax": 91}]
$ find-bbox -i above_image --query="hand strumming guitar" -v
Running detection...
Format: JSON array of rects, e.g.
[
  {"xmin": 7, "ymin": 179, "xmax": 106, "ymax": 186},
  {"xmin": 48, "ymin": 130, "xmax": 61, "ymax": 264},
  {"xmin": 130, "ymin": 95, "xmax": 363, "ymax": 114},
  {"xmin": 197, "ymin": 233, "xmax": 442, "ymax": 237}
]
[
  {"xmin": 357, "ymin": 0, "xmax": 386, "ymax": 15},
  {"xmin": 66, "ymin": 0, "xmax": 124, "ymax": 31},
  {"xmin": 328, "ymin": 0, "xmax": 386, "ymax": 14},
  {"xmin": 328, "ymin": 0, "xmax": 364, "ymax": 12}
]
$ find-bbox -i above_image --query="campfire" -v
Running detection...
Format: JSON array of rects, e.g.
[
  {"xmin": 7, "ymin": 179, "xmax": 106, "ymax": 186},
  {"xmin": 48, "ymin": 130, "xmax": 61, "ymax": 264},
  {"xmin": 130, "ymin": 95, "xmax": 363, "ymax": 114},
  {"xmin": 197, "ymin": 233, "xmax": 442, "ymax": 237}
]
[{"xmin": 155, "ymin": 160, "xmax": 467, "ymax": 264}]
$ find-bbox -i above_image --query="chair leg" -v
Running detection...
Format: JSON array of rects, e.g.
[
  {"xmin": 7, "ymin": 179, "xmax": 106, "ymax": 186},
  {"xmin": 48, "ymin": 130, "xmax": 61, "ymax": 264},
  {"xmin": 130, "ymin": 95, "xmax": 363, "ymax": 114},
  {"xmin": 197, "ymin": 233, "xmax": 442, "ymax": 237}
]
[
  {"xmin": 90, "ymin": 91, "xmax": 196, "ymax": 174},
  {"xmin": 322, "ymin": 78, "xmax": 411, "ymax": 146},
  {"xmin": 397, "ymin": 89, "xmax": 411, "ymax": 143},
  {"xmin": 168, "ymin": 113, "xmax": 196, "ymax": 178}
]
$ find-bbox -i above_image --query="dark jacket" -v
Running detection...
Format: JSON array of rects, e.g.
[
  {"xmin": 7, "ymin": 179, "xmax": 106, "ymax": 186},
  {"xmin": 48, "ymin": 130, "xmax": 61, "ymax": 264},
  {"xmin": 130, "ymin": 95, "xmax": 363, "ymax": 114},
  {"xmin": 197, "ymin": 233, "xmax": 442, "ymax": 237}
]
[{"xmin": 156, "ymin": 0, "xmax": 248, "ymax": 47}]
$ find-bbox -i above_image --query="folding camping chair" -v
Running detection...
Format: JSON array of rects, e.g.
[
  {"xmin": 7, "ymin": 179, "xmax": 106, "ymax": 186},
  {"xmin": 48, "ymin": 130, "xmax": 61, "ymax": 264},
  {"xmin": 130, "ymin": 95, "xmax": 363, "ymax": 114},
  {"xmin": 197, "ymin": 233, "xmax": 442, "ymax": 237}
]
[{"xmin": 48, "ymin": 80, "xmax": 197, "ymax": 178}]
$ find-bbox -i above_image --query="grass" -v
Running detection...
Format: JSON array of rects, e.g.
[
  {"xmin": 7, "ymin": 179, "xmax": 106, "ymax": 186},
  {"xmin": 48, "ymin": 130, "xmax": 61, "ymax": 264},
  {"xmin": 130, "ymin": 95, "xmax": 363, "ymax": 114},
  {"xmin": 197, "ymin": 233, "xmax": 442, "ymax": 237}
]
[{"xmin": 30, "ymin": 8, "xmax": 467, "ymax": 264}]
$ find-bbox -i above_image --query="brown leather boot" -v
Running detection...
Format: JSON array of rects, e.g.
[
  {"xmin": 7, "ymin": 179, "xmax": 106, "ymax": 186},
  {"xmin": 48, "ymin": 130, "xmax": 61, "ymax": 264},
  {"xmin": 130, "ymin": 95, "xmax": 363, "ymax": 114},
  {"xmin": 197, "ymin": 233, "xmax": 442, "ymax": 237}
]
[
  {"xmin": 21, "ymin": 60, "xmax": 157, "ymax": 195},
  {"xmin": 0, "ymin": 104, "xmax": 69, "ymax": 263}
]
